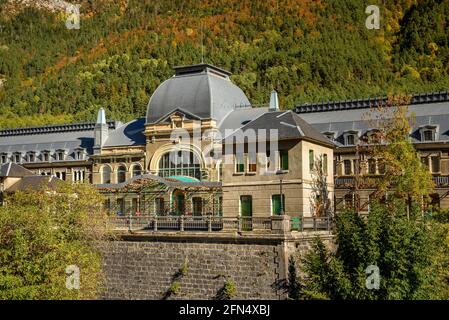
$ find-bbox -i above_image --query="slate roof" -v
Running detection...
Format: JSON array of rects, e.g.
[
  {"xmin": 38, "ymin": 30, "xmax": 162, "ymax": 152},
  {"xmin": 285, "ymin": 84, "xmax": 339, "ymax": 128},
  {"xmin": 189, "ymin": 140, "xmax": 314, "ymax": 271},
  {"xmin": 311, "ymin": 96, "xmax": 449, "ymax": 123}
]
[
  {"xmin": 223, "ymin": 110, "xmax": 334, "ymax": 147},
  {"xmin": 0, "ymin": 121, "xmax": 119, "ymax": 162},
  {"xmin": 218, "ymin": 107, "xmax": 268, "ymax": 135},
  {"xmin": 104, "ymin": 118, "xmax": 146, "ymax": 147},
  {"xmin": 146, "ymin": 64, "xmax": 251, "ymax": 124},
  {"xmin": 297, "ymin": 92, "xmax": 449, "ymax": 145},
  {"xmin": 0, "ymin": 163, "xmax": 34, "ymax": 177}
]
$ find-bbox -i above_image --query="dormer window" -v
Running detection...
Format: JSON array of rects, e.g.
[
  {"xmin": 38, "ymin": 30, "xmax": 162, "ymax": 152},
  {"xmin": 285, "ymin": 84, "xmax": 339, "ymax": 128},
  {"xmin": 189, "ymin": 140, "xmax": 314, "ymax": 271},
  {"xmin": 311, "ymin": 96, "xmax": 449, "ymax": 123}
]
[
  {"xmin": 423, "ymin": 130, "xmax": 434, "ymax": 142},
  {"xmin": 347, "ymin": 134, "xmax": 355, "ymax": 145},
  {"xmin": 42, "ymin": 151, "xmax": 50, "ymax": 162},
  {"xmin": 343, "ymin": 130, "xmax": 359, "ymax": 146},
  {"xmin": 366, "ymin": 129, "xmax": 381, "ymax": 144},
  {"xmin": 74, "ymin": 148, "xmax": 85, "ymax": 160},
  {"xmin": 13, "ymin": 152, "xmax": 22, "ymax": 164},
  {"xmin": 27, "ymin": 152, "xmax": 36, "ymax": 163},
  {"xmin": 56, "ymin": 149, "xmax": 67, "ymax": 161},
  {"xmin": 419, "ymin": 125, "xmax": 438, "ymax": 142},
  {"xmin": 0, "ymin": 153, "xmax": 8, "ymax": 164}
]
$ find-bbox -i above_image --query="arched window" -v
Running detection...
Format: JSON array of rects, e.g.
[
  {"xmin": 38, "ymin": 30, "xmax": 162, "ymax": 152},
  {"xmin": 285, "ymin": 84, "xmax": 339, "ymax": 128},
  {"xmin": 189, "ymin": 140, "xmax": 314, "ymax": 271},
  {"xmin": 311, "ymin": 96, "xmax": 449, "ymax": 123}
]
[
  {"xmin": 131, "ymin": 164, "xmax": 142, "ymax": 178},
  {"xmin": 117, "ymin": 165, "xmax": 127, "ymax": 183},
  {"xmin": 101, "ymin": 166, "xmax": 112, "ymax": 184},
  {"xmin": 158, "ymin": 150, "xmax": 201, "ymax": 180}
]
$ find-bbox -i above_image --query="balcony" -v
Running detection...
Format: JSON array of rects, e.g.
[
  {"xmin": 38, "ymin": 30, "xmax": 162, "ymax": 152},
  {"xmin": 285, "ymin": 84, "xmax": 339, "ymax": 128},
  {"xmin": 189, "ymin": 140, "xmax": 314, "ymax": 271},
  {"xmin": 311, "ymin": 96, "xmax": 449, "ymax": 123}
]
[
  {"xmin": 335, "ymin": 176, "xmax": 386, "ymax": 189},
  {"xmin": 336, "ymin": 175, "xmax": 449, "ymax": 189},
  {"xmin": 433, "ymin": 176, "xmax": 449, "ymax": 188},
  {"xmin": 108, "ymin": 215, "xmax": 333, "ymax": 233}
]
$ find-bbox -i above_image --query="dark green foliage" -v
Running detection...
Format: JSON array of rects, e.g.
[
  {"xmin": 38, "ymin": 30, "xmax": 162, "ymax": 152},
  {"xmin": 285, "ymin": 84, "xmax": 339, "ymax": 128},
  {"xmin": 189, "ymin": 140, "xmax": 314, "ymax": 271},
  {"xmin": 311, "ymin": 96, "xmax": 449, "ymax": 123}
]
[
  {"xmin": 287, "ymin": 256, "xmax": 301, "ymax": 300},
  {"xmin": 297, "ymin": 200, "xmax": 449, "ymax": 300},
  {"xmin": 0, "ymin": 0, "xmax": 449, "ymax": 128}
]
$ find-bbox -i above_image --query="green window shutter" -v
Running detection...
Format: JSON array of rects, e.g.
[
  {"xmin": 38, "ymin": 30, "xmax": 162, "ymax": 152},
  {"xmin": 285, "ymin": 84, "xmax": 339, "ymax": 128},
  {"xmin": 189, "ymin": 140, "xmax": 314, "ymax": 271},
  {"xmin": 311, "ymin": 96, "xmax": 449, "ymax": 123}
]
[
  {"xmin": 280, "ymin": 150, "xmax": 289, "ymax": 170},
  {"xmin": 236, "ymin": 154, "xmax": 244, "ymax": 172},
  {"xmin": 272, "ymin": 195, "xmax": 281, "ymax": 215},
  {"xmin": 240, "ymin": 196, "xmax": 252, "ymax": 217}
]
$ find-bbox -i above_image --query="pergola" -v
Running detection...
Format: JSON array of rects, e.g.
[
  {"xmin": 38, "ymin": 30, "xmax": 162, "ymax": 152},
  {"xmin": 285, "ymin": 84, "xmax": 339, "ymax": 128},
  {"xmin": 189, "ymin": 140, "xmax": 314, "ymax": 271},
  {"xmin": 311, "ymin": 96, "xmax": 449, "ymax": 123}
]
[{"xmin": 96, "ymin": 174, "xmax": 223, "ymax": 216}]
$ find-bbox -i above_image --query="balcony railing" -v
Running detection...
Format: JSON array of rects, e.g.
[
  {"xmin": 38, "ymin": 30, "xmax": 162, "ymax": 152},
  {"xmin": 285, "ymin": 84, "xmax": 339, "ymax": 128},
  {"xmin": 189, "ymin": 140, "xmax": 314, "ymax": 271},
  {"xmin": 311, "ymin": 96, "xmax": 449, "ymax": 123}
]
[
  {"xmin": 290, "ymin": 216, "xmax": 333, "ymax": 231},
  {"xmin": 433, "ymin": 176, "xmax": 449, "ymax": 187},
  {"xmin": 108, "ymin": 215, "xmax": 333, "ymax": 233},
  {"xmin": 336, "ymin": 175, "xmax": 449, "ymax": 188}
]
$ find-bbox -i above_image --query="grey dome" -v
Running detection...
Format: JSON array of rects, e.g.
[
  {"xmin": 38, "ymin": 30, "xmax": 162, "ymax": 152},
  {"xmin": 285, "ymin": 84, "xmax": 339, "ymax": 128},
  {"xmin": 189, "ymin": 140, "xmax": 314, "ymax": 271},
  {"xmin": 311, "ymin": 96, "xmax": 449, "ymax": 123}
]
[{"xmin": 146, "ymin": 64, "xmax": 251, "ymax": 124}]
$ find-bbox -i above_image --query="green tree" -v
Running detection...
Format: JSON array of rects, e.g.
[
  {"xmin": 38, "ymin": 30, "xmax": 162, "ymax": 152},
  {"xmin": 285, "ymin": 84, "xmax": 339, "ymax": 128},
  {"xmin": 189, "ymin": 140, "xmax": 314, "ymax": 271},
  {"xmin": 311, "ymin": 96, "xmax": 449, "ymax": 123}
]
[
  {"xmin": 0, "ymin": 182, "xmax": 109, "ymax": 299},
  {"xmin": 297, "ymin": 200, "xmax": 449, "ymax": 300}
]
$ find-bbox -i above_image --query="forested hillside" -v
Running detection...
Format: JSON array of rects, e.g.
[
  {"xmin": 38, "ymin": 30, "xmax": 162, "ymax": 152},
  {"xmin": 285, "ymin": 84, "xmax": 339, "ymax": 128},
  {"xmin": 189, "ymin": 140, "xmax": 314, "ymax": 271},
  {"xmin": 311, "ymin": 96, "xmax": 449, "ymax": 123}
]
[{"xmin": 0, "ymin": 0, "xmax": 448, "ymax": 128}]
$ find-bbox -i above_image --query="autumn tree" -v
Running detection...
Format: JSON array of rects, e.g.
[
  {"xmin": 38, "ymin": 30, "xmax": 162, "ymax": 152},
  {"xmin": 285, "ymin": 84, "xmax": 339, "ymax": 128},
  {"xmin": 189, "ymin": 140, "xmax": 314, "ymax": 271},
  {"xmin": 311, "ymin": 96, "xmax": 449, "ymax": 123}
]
[{"xmin": 365, "ymin": 95, "xmax": 434, "ymax": 218}]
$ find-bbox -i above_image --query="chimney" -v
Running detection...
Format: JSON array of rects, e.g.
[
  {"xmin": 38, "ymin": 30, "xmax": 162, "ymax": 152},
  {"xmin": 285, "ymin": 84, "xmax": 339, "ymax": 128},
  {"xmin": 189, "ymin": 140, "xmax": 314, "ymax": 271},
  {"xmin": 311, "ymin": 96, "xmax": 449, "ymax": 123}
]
[
  {"xmin": 269, "ymin": 90, "xmax": 279, "ymax": 111},
  {"xmin": 94, "ymin": 108, "xmax": 108, "ymax": 154}
]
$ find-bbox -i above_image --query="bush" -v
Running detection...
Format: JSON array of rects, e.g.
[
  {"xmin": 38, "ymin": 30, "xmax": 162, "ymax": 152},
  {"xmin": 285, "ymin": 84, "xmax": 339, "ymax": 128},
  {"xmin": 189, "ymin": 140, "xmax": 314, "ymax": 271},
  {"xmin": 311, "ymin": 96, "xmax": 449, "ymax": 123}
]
[{"xmin": 0, "ymin": 181, "xmax": 109, "ymax": 299}]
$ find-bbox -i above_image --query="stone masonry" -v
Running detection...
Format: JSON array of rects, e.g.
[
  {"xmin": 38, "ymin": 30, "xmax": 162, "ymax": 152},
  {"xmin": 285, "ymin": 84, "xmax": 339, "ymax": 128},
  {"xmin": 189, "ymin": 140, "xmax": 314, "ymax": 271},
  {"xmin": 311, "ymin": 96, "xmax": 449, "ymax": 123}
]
[{"xmin": 99, "ymin": 231, "xmax": 334, "ymax": 300}]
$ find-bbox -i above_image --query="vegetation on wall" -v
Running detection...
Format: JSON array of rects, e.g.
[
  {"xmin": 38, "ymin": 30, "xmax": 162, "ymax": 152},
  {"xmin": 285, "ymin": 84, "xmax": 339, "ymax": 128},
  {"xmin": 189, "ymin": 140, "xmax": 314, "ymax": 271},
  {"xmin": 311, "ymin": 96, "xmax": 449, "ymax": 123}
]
[{"xmin": 0, "ymin": 0, "xmax": 448, "ymax": 129}]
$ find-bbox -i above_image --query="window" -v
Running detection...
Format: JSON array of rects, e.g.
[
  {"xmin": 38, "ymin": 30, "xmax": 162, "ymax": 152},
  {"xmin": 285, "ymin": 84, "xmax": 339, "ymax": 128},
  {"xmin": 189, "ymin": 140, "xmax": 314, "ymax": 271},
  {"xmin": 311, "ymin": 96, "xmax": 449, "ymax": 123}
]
[
  {"xmin": 27, "ymin": 152, "xmax": 35, "ymax": 163},
  {"xmin": 158, "ymin": 151, "xmax": 201, "ymax": 180},
  {"xmin": 368, "ymin": 159, "xmax": 376, "ymax": 175},
  {"xmin": 56, "ymin": 151, "xmax": 65, "ymax": 161},
  {"xmin": 346, "ymin": 134, "xmax": 355, "ymax": 146},
  {"xmin": 271, "ymin": 194, "xmax": 285, "ymax": 216},
  {"xmin": 55, "ymin": 171, "xmax": 66, "ymax": 180},
  {"xmin": 116, "ymin": 198, "xmax": 125, "ymax": 215},
  {"xmin": 247, "ymin": 153, "xmax": 257, "ymax": 173},
  {"xmin": 73, "ymin": 170, "xmax": 85, "ymax": 182},
  {"xmin": 309, "ymin": 150, "xmax": 314, "ymax": 171},
  {"xmin": 101, "ymin": 166, "xmax": 112, "ymax": 184},
  {"xmin": 431, "ymin": 156, "xmax": 440, "ymax": 173},
  {"xmin": 75, "ymin": 150, "xmax": 84, "ymax": 160},
  {"xmin": 240, "ymin": 195, "xmax": 252, "ymax": 217},
  {"xmin": 155, "ymin": 197, "xmax": 165, "ymax": 215},
  {"xmin": 0, "ymin": 154, "xmax": 7, "ymax": 164},
  {"xmin": 344, "ymin": 160, "xmax": 352, "ymax": 175},
  {"xmin": 323, "ymin": 154, "xmax": 328, "ymax": 174},
  {"xmin": 423, "ymin": 130, "xmax": 434, "ymax": 142},
  {"xmin": 117, "ymin": 165, "xmax": 127, "ymax": 183},
  {"xmin": 42, "ymin": 152, "xmax": 50, "ymax": 162},
  {"xmin": 279, "ymin": 150, "xmax": 289, "ymax": 170},
  {"xmin": 192, "ymin": 197, "xmax": 203, "ymax": 216},
  {"xmin": 13, "ymin": 153, "xmax": 21, "ymax": 163},
  {"xmin": 344, "ymin": 194, "xmax": 354, "ymax": 210},
  {"xmin": 235, "ymin": 153, "xmax": 244, "ymax": 173},
  {"xmin": 378, "ymin": 161, "xmax": 386, "ymax": 174},
  {"xmin": 367, "ymin": 130, "xmax": 381, "ymax": 144},
  {"xmin": 131, "ymin": 164, "xmax": 142, "ymax": 177}
]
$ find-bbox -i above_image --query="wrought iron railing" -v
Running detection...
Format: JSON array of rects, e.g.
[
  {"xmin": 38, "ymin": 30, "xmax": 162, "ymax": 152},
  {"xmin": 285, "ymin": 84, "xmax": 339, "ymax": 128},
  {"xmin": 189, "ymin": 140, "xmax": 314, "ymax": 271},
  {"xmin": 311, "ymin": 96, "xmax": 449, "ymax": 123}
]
[
  {"xmin": 290, "ymin": 216, "xmax": 333, "ymax": 232},
  {"xmin": 336, "ymin": 175, "xmax": 449, "ymax": 189},
  {"xmin": 433, "ymin": 176, "xmax": 449, "ymax": 187},
  {"xmin": 108, "ymin": 215, "xmax": 333, "ymax": 233}
]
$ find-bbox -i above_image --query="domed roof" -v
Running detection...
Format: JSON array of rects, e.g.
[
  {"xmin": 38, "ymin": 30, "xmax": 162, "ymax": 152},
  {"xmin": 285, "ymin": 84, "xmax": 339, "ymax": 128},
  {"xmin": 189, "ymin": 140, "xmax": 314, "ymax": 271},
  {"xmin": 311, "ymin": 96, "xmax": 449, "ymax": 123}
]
[{"xmin": 146, "ymin": 64, "xmax": 251, "ymax": 124}]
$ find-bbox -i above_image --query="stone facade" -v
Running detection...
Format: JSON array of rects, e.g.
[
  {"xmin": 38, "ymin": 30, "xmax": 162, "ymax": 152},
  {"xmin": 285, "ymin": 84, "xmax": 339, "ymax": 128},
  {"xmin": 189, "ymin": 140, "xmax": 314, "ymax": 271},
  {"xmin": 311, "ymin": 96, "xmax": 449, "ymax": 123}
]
[{"xmin": 99, "ymin": 232, "xmax": 334, "ymax": 300}]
